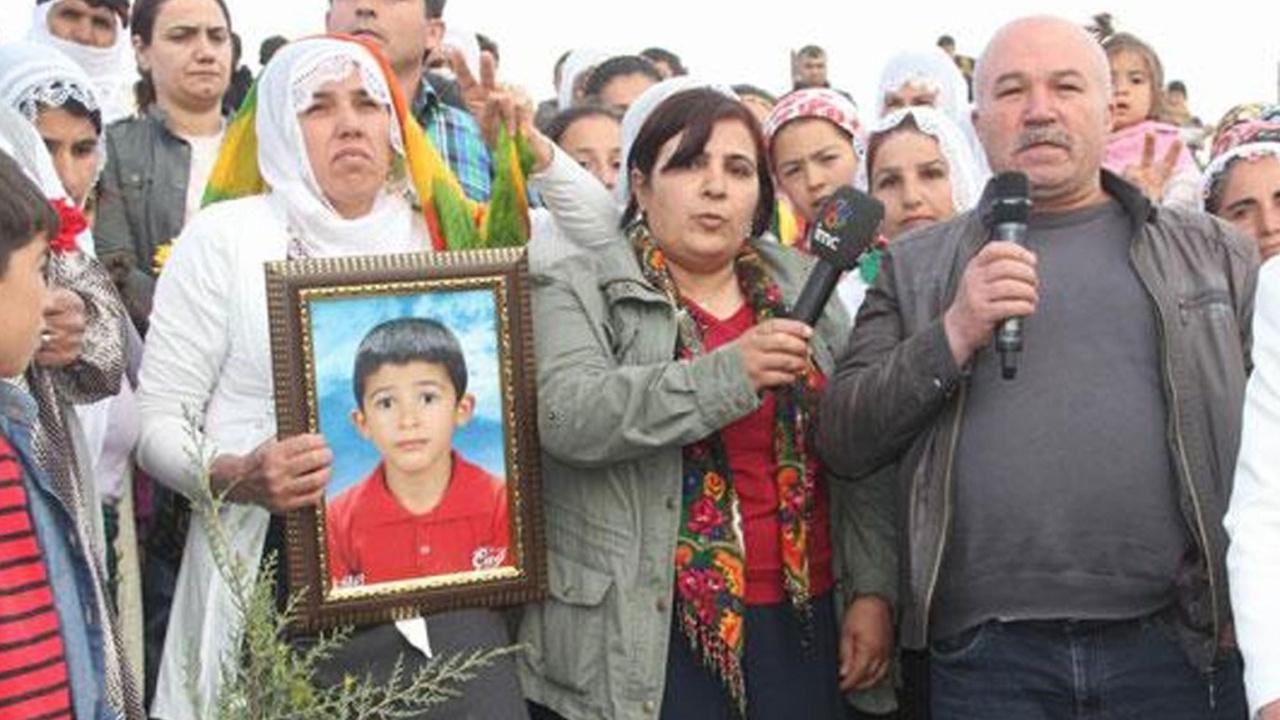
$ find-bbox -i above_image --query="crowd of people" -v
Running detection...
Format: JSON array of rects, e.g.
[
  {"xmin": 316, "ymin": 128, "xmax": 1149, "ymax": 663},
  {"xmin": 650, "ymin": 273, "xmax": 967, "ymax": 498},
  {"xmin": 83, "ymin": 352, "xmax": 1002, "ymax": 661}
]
[{"xmin": 1, "ymin": 1, "xmax": 1279, "ymax": 719}]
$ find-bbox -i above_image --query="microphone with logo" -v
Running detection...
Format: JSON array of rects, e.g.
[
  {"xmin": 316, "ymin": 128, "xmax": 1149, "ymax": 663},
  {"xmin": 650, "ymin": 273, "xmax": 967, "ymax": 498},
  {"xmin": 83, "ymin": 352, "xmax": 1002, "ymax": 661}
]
[
  {"xmin": 990, "ymin": 171, "xmax": 1033, "ymax": 380},
  {"xmin": 788, "ymin": 186, "xmax": 885, "ymax": 326}
]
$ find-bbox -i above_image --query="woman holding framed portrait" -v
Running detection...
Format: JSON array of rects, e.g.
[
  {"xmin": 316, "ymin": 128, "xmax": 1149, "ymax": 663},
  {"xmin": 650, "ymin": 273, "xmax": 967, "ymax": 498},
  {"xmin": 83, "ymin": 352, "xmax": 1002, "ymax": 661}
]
[
  {"xmin": 523, "ymin": 84, "xmax": 898, "ymax": 720},
  {"xmin": 134, "ymin": 35, "xmax": 534, "ymax": 720}
]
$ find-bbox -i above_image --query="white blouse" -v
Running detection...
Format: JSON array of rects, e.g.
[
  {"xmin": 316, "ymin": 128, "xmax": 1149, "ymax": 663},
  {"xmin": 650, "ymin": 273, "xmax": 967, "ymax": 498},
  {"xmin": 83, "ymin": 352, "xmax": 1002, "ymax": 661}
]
[{"xmin": 1226, "ymin": 259, "xmax": 1280, "ymax": 719}]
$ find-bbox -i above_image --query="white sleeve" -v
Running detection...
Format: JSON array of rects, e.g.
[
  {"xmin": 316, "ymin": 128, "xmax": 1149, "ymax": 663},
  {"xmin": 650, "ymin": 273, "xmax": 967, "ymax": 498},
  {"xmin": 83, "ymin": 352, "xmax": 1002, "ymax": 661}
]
[
  {"xmin": 1161, "ymin": 164, "xmax": 1202, "ymax": 212},
  {"xmin": 528, "ymin": 144, "xmax": 621, "ymax": 250},
  {"xmin": 1226, "ymin": 260, "xmax": 1280, "ymax": 718},
  {"xmin": 135, "ymin": 215, "xmax": 232, "ymax": 499}
]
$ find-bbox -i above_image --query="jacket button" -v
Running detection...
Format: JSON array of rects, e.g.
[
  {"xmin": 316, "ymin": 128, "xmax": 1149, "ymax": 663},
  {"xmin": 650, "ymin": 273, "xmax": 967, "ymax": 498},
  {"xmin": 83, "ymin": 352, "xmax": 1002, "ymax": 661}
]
[
  {"xmin": 642, "ymin": 700, "xmax": 656, "ymax": 714},
  {"xmin": 665, "ymin": 497, "xmax": 677, "ymax": 511},
  {"xmin": 655, "ymin": 598, "xmax": 667, "ymax": 614}
]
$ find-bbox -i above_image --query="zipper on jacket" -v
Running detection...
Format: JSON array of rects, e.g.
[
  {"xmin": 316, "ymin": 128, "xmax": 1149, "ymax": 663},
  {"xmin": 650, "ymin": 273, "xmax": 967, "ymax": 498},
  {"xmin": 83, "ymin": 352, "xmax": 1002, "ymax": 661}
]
[
  {"xmin": 1132, "ymin": 252, "xmax": 1221, "ymax": 657},
  {"xmin": 922, "ymin": 383, "xmax": 967, "ymax": 640}
]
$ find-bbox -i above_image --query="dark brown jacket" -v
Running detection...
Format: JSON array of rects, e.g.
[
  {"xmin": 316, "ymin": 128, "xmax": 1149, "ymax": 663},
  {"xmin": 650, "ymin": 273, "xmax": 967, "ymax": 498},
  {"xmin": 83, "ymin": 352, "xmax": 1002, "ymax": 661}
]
[{"xmin": 818, "ymin": 171, "xmax": 1259, "ymax": 671}]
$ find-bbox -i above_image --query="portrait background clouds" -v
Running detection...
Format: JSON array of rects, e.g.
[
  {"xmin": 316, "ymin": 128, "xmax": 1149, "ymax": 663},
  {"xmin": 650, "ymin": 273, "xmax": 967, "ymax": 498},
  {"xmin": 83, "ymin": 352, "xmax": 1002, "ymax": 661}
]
[{"xmin": 309, "ymin": 288, "xmax": 508, "ymax": 498}]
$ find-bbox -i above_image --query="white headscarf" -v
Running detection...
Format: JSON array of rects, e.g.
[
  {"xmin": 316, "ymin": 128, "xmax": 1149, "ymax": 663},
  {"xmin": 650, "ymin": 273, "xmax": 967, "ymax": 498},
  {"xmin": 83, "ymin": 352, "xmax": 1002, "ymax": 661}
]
[
  {"xmin": 865, "ymin": 106, "xmax": 984, "ymax": 213},
  {"xmin": 557, "ymin": 48, "xmax": 612, "ymax": 111},
  {"xmin": 255, "ymin": 37, "xmax": 426, "ymax": 259},
  {"xmin": 876, "ymin": 48, "xmax": 991, "ymax": 180},
  {"xmin": 615, "ymin": 76, "xmax": 738, "ymax": 205},
  {"xmin": 0, "ymin": 102, "xmax": 66, "ymax": 199},
  {"xmin": 0, "ymin": 41, "xmax": 108, "ymax": 190},
  {"xmin": 27, "ymin": 0, "xmax": 136, "ymax": 123}
]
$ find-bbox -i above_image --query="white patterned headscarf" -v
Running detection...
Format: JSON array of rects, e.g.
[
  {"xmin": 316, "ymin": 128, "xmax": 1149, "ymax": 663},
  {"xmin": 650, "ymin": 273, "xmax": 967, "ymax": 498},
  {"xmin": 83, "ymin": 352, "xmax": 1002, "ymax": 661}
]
[
  {"xmin": 27, "ymin": 0, "xmax": 135, "ymax": 123},
  {"xmin": 865, "ymin": 106, "xmax": 983, "ymax": 214},
  {"xmin": 876, "ymin": 48, "xmax": 991, "ymax": 180},
  {"xmin": 0, "ymin": 41, "xmax": 107, "ymax": 189},
  {"xmin": 254, "ymin": 37, "xmax": 425, "ymax": 259},
  {"xmin": 615, "ymin": 76, "xmax": 739, "ymax": 205},
  {"xmin": 0, "ymin": 102, "xmax": 66, "ymax": 200}
]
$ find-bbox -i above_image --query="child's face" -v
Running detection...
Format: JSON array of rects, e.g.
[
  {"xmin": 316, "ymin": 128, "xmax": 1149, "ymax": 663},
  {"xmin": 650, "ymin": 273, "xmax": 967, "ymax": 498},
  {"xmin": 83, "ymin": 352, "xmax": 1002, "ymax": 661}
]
[
  {"xmin": 351, "ymin": 361, "xmax": 474, "ymax": 480},
  {"xmin": 1109, "ymin": 50, "xmax": 1154, "ymax": 131},
  {"xmin": 0, "ymin": 234, "xmax": 50, "ymax": 377}
]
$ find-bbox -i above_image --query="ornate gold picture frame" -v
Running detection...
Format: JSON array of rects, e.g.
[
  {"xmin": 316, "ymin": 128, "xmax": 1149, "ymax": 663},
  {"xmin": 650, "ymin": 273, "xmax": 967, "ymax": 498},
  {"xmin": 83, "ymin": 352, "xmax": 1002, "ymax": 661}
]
[{"xmin": 265, "ymin": 249, "xmax": 545, "ymax": 632}]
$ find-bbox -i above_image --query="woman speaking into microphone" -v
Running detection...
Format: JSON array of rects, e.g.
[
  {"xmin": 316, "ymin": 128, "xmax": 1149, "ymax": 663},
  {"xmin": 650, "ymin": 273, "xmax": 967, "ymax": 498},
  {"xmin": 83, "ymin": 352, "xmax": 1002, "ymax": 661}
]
[{"xmin": 521, "ymin": 84, "xmax": 895, "ymax": 720}]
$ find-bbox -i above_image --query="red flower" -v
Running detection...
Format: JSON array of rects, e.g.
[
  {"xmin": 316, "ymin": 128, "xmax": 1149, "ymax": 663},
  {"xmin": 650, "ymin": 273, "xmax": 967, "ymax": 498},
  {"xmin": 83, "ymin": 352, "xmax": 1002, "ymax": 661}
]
[
  {"xmin": 687, "ymin": 497, "xmax": 724, "ymax": 536},
  {"xmin": 49, "ymin": 198, "xmax": 86, "ymax": 255},
  {"xmin": 676, "ymin": 569, "xmax": 702, "ymax": 601}
]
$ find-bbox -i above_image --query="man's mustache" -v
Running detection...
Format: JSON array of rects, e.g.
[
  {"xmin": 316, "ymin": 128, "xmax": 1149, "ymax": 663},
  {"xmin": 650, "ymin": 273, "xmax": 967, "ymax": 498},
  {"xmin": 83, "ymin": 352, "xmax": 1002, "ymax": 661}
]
[{"xmin": 1016, "ymin": 128, "xmax": 1073, "ymax": 151}]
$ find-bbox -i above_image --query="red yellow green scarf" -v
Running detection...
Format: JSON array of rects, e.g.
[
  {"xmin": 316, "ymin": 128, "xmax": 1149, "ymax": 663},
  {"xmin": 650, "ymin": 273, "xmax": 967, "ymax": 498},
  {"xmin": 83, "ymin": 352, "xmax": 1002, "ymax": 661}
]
[
  {"xmin": 200, "ymin": 34, "xmax": 533, "ymax": 252},
  {"xmin": 630, "ymin": 221, "xmax": 820, "ymax": 716}
]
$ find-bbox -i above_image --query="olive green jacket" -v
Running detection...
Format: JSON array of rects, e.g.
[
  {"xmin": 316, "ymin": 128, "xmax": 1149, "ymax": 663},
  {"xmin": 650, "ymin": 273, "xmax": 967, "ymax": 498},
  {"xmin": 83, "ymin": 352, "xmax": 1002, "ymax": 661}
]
[{"xmin": 519, "ymin": 236, "xmax": 898, "ymax": 719}]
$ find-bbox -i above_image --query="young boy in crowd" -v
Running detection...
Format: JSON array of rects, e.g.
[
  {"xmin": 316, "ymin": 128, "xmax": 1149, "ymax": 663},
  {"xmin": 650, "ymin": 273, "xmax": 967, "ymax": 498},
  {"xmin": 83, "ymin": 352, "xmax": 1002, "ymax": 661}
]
[
  {"xmin": 0, "ymin": 149, "xmax": 110, "ymax": 719},
  {"xmin": 326, "ymin": 317, "xmax": 511, "ymax": 588}
]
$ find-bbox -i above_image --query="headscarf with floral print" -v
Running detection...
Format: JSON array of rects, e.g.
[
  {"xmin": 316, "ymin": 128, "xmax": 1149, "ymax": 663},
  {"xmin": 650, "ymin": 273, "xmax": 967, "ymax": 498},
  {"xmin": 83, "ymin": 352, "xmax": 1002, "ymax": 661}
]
[{"xmin": 1202, "ymin": 103, "xmax": 1280, "ymax": 214}]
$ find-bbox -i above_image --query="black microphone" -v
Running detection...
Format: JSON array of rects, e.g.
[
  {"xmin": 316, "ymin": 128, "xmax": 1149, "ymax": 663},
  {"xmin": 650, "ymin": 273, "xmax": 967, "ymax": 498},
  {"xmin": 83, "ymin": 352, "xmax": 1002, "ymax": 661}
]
[
  {"xmin": 789, "ymin": 186, "xmax": 884, "ymax": 326},
  {"xmin": 990, "ymin": 172, "xmax": 1032, "ymax": 380}
]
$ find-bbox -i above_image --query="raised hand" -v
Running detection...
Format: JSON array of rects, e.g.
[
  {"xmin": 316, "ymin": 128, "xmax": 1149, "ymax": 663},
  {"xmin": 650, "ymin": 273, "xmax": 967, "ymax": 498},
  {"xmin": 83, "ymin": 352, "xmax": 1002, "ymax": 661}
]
[{"xmin": 1122, "ymin": 131, "xmax": 1183, "ymax": 203}]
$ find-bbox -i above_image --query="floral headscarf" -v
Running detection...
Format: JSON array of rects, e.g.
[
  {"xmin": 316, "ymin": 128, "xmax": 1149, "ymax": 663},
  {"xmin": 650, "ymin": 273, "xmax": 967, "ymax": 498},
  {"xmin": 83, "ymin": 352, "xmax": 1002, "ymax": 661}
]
[{"xmin": 1202, "ymin": 103, "xmax": 1280, "ymax": 213}]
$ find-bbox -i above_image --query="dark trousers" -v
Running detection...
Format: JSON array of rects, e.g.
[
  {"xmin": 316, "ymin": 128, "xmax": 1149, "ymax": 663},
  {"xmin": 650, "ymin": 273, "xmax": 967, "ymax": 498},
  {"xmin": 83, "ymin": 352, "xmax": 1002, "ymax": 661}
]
[
  {"xmin": 660, "ymin": 591, "xmax": 844, "ymax": 719},
  {"xmin": 530, "ymin": 592, "xmax": 844, "ymax": 720},
  {"xmin": 929, "ymin": 616, "xmax": 1247, "ymax": 720},
  {"xmin": 309, "ymin": 609, "xmax": 528, "ymax": 720}
]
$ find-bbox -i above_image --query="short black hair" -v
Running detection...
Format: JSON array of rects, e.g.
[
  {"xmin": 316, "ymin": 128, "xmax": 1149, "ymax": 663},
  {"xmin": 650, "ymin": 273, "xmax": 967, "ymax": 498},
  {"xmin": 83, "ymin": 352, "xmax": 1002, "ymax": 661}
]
[
  {"xmin": 352, "ymin": 317, "xmax": 468, "ymax": 407},
  {"xmin": 640, "ymin": 47, "xmax": 686, "ymax": 76},
  {"xmin": 425, "ymin": 0, "xmax": 445, "ymax": 19},
  {"xmin": 553, "ymin": 49, "xmax": 571, "ymax": 82},
  {"xmin": 936, "ymin": 35, "xmax": 955, "ymax": 48},
  {"xmin": 542, "ymin": 104, "xmax": 621, "ymax": 144},
  {"xmin": 476, "ymin": 32, "xmax": 498, "ymax": 63},
  {"xmin": 1167, "ymin": 80, "xmax": 1188, "ymax": 95},
  {"xmin": 0, "ymin": 150, "xmax": 57, "ymax": 277},
  {"xmin": 797, "ymin": 45, "xmax": 826, "ymax": 59},
  {"xmin": 732, "ymin": 84, "xmax": 777, "ymax": 106},
  {"xmin": 581, "ymin": 55, "xmax": 662, "ymax": 101},
  {"xmin": 259, "ymin": 35, "xmax": 287, "ymax": 67}
]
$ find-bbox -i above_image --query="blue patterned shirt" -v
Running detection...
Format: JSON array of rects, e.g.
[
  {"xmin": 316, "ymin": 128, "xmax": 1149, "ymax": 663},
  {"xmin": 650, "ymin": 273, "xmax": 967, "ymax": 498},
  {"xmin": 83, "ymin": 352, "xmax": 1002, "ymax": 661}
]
[{"xmin": 413, "ymin": 79, "xmax": 492, "ymax": 202}]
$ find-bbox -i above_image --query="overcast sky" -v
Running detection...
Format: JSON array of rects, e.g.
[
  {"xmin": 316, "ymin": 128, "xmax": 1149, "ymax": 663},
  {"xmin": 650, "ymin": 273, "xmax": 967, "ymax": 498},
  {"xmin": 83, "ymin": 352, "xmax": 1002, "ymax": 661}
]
[{"xmin": 4, "ymin": 0, "xmax": 1278, "ymax": 124}]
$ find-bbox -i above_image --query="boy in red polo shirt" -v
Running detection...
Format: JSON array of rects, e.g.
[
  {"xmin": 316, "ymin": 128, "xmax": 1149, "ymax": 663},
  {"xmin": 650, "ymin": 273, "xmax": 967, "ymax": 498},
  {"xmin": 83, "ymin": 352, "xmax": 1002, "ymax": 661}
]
[{"xmin": 326, "ymin": 317, "xmax": 511, "ymax": 588}]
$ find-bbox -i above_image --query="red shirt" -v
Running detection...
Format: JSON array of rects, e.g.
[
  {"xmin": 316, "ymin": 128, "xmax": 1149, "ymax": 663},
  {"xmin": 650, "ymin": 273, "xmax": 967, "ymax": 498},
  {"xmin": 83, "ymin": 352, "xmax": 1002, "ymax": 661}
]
[
  {"xmin": 326, "ymin": 452, "xmax": 511, "ymax": 587},
  {"xmin": 689, "ymin": 301, "xmax": 834, "ymax": 606},
  {"xmin": 0, "ymin": 435, "xmax": 73, "ymax": 720}
]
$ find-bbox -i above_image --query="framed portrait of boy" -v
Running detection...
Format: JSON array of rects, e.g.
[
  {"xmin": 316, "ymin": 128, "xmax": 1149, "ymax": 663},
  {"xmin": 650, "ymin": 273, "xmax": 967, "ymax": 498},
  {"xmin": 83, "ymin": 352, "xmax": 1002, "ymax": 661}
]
[{"xmin": 264, "ymin": 248, "xmax": 546, "ymax": 632}]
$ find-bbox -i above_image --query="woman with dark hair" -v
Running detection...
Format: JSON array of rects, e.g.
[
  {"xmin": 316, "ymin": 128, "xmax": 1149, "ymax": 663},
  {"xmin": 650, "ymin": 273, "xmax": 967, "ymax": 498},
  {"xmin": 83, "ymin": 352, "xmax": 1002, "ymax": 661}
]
[
  {"xmin": 523, "ymin": 87, "xmax": 887, "ymax": 720},
  {"xmin": 93, "ymin": 0, "xmax": 232, "ymax": 333}
]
